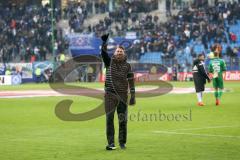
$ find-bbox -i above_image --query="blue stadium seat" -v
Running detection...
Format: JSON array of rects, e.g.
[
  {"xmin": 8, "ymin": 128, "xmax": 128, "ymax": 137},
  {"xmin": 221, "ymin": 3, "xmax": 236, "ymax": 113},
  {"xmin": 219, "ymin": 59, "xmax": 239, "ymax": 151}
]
[
  {"xmin": 193, "ymin": 44, "xmax": 205, "ymax": 54},
  {"xmin": 139, "ymin": 52, "xmax": 162, "ymax": 64}
]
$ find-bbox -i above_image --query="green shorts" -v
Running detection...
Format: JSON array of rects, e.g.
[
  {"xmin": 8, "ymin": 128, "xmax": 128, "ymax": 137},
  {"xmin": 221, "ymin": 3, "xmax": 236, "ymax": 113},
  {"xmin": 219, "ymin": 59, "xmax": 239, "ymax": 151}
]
[{"xmin": 212, "ymin": 77, "xmax": 224, "ymax": 89}]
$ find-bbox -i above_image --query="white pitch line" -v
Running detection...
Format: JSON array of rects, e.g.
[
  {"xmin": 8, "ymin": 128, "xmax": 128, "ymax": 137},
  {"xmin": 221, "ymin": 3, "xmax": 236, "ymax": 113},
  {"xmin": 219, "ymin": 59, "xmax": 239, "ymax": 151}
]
[
  {"xmin": 153, "ymin": 131, "xmax": 240, "ymax": 139},
  {"xmin": 166, "ymin": 125, "xmax": 240, "ymax": 132}
]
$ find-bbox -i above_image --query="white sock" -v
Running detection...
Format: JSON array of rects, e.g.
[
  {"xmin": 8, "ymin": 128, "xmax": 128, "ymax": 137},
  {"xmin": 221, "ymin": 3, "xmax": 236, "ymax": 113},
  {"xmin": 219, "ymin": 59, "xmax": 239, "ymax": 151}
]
[
  {"xmin": 197, "ymin": 92, "xmax": 202, "ymax": 103},
  {"xmin": 200, "ymin": 92, "xmax": 203, "ymax": 101}
]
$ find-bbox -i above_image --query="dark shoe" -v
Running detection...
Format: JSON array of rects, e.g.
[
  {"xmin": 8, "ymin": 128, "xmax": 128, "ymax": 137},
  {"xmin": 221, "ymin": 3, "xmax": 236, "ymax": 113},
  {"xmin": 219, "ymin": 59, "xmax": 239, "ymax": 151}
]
[
  {"xmin": 106, "ymin": 144, "xmax": 117, "ymax": 150},
  {"xmin": 120, "ymin": 144, "xmax": 126, "ymax": 149}
]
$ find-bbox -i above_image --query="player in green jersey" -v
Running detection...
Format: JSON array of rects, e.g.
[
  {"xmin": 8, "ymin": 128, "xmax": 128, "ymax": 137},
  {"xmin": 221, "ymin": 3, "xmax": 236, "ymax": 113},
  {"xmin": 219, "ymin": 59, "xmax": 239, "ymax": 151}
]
[{"xmin": 208, "ymin": 48, "xmax": 226, "ymax": 106}]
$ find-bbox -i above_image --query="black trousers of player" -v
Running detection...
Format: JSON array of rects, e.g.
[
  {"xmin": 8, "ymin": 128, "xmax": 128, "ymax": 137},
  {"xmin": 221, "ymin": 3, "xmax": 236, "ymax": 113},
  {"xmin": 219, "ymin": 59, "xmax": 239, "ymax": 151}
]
[
  {"xmin": 104, "ymin": 91, "xmax": 128, "ymax": 145},
  {"xmin": 193, "ymin": 74, "xmax": 206, "ymax": 92}
]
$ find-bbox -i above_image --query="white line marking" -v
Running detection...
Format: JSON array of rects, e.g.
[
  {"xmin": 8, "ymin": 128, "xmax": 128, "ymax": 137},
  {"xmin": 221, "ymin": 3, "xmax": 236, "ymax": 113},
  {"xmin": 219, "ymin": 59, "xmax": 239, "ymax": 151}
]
[
  {"xmin": 153, "ymin": 131, "xmax": 240, "ymax": 139},
  {"xmin": 167, "ymin": 125, "xmax": 240, "ymax": 132}
]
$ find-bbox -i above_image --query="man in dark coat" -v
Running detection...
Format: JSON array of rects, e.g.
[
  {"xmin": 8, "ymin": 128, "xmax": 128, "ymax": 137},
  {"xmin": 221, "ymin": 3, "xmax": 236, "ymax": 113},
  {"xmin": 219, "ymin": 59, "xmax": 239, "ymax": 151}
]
[
  {"xmin": 101, "ymin": 34, "xmax": 136, "ymax": 150},
  {"xmin": 192, "ymin": 54, "xmax": 211, "ymax": 106}
]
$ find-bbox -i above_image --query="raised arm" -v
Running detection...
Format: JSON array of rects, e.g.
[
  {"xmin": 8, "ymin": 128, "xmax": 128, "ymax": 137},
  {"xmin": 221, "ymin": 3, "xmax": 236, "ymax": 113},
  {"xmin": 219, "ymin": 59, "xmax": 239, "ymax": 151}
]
[{"xmin": 101, "ymin": 34, "xmax": 111, "ymax": 67}]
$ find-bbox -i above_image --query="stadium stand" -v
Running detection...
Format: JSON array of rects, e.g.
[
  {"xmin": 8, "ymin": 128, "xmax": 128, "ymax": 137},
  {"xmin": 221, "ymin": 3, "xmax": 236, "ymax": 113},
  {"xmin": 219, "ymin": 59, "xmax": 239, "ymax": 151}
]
[{"xmin": 0, "ymin": 0, "xmax": 239, "ymax": 73}]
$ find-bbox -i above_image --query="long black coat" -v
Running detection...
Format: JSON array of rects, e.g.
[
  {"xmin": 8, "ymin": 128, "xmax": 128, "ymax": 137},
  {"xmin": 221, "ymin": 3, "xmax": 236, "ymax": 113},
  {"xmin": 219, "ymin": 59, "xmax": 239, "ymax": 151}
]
[{"xmin": 192, "ymin": 59, "xmax": 210, "ymax": 92}]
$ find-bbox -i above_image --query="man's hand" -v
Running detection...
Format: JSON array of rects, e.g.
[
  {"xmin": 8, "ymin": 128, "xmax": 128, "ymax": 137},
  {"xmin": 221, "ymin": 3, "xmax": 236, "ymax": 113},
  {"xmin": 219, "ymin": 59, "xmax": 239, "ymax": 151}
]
[
  {"xmin": 101, "ymin": 33, "xmax": 109, "ymax": 43},
  {"xmin": 129, "ymin": 94, "xmax": 136, "ymax": 106},
  {"xmin": 208, "ymin": 73, "xmax": 213, "ymax": 79}
]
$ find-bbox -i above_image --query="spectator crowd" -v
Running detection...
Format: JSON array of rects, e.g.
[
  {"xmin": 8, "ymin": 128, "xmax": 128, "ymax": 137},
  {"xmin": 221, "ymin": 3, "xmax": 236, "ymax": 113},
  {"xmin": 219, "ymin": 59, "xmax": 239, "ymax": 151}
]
[
  {"xmin": 0, "ymin": 3, "xmax": 68, "ymax": 63},
  {"xmin": 76, "ymin": 0, "xmax": 240, "ymax": 71}
]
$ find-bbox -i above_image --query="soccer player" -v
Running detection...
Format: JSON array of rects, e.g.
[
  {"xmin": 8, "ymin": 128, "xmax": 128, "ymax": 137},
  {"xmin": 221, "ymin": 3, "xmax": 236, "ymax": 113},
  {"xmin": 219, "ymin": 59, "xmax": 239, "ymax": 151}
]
[
  {"xmin": 192, "ymin": 54, "xmax": 211, "ymax": 106},
  {"xmin": 208, "ymin": 47, "xmax": 226, "ymax": 106},
  {"xmin": 101, "ymin": 34, "xmax": 136, "ymax": 150}
]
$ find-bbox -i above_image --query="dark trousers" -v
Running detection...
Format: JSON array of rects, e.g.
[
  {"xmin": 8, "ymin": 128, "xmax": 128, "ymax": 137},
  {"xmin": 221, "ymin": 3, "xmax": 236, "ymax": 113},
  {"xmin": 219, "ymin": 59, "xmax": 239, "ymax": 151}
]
[
  {"xmin": 193, "ymin": 74, "xmax": 206, "ymax": 92},
  {"xmin": 104, "ymin": 92, "xmax": 128, "ymax": 145}
]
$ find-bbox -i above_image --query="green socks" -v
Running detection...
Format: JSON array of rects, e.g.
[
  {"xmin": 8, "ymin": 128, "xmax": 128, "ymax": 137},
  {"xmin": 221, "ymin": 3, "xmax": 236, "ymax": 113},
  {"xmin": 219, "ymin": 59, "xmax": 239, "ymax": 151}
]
[
  {"xmin": 214, "ymin": 91, "xmax": 218, "ymax": 99},
  {"xmin": 218, "ymin": 90, "xmax": 223, "ymax": 99},
  {"xmin": 215, "ymin": 90, "xmax": 223, "ymax": 99}
]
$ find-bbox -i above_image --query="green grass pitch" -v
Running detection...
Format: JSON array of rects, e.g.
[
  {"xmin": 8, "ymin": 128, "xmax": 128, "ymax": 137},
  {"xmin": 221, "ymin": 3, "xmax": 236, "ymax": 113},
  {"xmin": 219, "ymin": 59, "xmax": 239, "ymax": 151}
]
[{"xmin": 0, "ymin": 81, "xmax": 239, "ymax": 160}]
